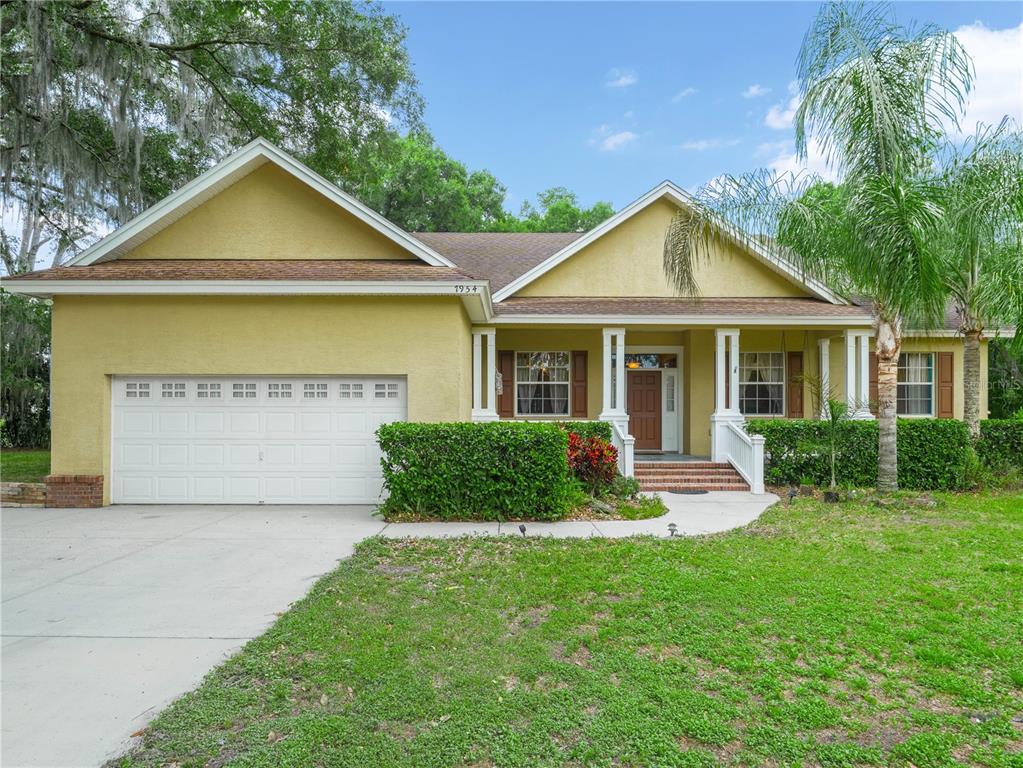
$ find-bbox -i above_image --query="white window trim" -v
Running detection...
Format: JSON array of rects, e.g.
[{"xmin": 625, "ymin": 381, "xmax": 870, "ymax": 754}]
[
  {"xmin": 897, "ymin": 352, "xmax": 936, "ymax": 418},
  {"xmin": 738, "ymin": 351, "xmax": 787, "ymax": 418},
  {"xmin": 513, "ymin": 350, "xmax": 572, "ymax": 418}
]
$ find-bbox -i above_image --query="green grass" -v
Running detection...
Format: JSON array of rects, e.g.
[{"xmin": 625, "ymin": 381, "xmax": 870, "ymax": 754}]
[
  {"xmin": 0, "ymin": 449, "xmax": 49, "ymax": 482},
  {"xmin": 116, "ymin": 492, "xmax": 1023, "ymax": 768}
]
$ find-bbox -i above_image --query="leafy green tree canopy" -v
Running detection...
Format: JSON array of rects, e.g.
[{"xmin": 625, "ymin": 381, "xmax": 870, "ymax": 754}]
[{"xmin": 1, "ymin": 0, "xmax": 422, "ymax": 271}]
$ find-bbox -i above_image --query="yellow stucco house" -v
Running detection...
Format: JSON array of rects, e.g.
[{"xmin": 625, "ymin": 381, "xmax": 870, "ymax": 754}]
[{"xmin": 4, "ymin": 140, "xmax": 990, "ymax": 505}]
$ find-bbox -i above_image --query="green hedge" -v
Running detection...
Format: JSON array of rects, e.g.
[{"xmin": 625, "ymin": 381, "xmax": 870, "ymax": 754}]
[
  {"xmin": 746, "ymin": 418, "xmax": 970, "ymax": 491},
  {"xmin": 977, "ymin": 420, "xmax": 1023, "ymax": 472},
  {"xmin": 557, "ymin": 421, "xmax": 613, "ymax": 441},
  {"xmin": 377, "ymin": 422, "xmax": 571, "ymax": 521}
]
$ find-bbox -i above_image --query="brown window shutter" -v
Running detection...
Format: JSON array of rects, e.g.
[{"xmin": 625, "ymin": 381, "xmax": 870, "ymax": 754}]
[
  {"xmin": 571, "ymin": 351, "xmax": 588, "ymax": 418},
  {"xmin": 868, "ymin": 352, "xmax": 878, "ymax": 415},
  {"xmin": 787, "ymin": 351, "xmax": 804, "ymax": 418},
  {"xmin": 937, "ymin": 352, "xmax": 954, "ymax": 417},
  {"xmin": 497, "ymin": 350, "xmax": 515, "ymax": 418}
]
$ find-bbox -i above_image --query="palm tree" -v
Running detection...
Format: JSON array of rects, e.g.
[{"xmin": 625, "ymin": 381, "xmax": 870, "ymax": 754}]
[
  {"xmin": 663, "ymin": 3, "xmax": 972, "ymax": 491},
  {"xmin": 933, "ymin": 122, "xmax": 1023, "ymax": 438}
]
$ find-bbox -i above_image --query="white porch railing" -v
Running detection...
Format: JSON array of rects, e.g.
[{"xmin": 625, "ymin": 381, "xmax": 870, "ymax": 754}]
[
  {"xmin": 718, "ymin": 421, "xmax": 765, "ymax": 494},
  {"xmin": 609, "ymin": 419, "xmax": 636, "ymax": 478}
]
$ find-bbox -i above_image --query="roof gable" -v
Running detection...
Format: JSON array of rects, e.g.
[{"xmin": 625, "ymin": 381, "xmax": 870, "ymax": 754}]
[
  {"xmin": 493, "ymin": 181, "xmax": 845, "ymax": 304},
  {"xmin": 69, "ymin": 139, "xmax": 456, "ymax": 268}
]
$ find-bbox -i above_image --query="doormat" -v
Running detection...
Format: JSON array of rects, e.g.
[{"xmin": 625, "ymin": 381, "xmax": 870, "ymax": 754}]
[{"xmin": 669, "ymin": 489, "xmax": 709, "ymax": 495}]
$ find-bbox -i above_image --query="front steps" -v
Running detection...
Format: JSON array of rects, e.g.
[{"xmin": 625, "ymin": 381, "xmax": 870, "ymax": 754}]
[{"xmin": 634, "ymin": 461, "xmax": 750, "ymax": 492}]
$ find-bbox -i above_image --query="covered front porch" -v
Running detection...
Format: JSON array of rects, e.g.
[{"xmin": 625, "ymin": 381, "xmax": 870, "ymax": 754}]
[{"xmin": 468, "ymin": 323, "xmax": 877, "ymax": 494}]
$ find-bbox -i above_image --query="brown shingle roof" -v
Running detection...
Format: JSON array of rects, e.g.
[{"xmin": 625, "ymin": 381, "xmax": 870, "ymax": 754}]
[
  {"xmin": 4, "ymin": 259, "xmax": 473, "ymax": 282},
  {"xmin": 412, "ymin": 232, "xmax": 582, "ymax": 289},
  {"xmin": 494, "ymin": 296, "xmax": 873, "ymax": 318}
]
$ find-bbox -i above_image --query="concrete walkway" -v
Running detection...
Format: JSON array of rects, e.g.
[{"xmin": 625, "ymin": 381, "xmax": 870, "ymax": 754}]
[
  {"xmin": 1, "ymin": 491, "xmax": 775, "ymax": 767},
  {"xmin": 382, "ymin": 491, "xmax": 777, "ymax": 539}
]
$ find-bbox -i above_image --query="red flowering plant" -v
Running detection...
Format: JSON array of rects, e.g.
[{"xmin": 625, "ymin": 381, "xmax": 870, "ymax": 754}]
[{"xmin": 566, "ymin": 432, "xmax": 618, "ymax": 496}]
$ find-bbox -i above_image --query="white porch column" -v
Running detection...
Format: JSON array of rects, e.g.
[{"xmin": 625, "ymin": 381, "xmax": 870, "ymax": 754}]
[
  {"xmin": 472, "ymin": 331, "xmax": 482, "ymax": 412},
  {"xmin": 714, "ymin": 329, "xmax": 727, "ymax": 413},
  {"xmin": 727, "ymin": 330, "xmax": 740, "ymax": 414},
  {"xmin": 602, "ymin": 329, "xmax": 613, "ymax": 415},
  {"xmin": 711, "ymin": 328, "xmax": 744, "ymax": 461},
  {"xmin": 471, "ymin": 328, "xmax": 498, "ymax": 421},
  {"xmin": 614, "ymin": 329, "xmax": 626, "ymax": 414},
  {"xmin": 599, "ymin": 328, "xmax": 628, "ymax": 434},
  {"xmin": 818, "ymin": 337, "xmax": 831, "ymax": 419},
  {"xmin": 486, "ymin": 330, "xmax": 496, "ymax": 413},
  {"xmin": 845, "ymin": 330, "xmax": 873, "ymax": 419}
]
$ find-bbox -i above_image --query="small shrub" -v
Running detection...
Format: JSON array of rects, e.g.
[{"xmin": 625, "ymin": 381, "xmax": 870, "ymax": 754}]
[
  {"xmin": 377, "ymin": 422, "xmax": 570, "ymax": 521},
  {"xmin": 567, "ymin": 433, "xmax": 618, "ymax": 496},
  {"xmin": 977, "ymin": 420, "xmax": 1023, "ymax": 473},
  {"xmin": 747, "ymin": 418, "xmax": 970, "ymax": 491},
  {"xmin": 609, "ymin": 474, "xmax": 641, "ymax": 500}
]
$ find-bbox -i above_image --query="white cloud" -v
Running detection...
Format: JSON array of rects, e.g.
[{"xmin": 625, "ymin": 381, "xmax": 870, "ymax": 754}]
[
  {"xmin": 623, "ymin": 110, "xmax": 635, "ymax": 120},
  {"xmin": 680, "ymin": 138, "xmax": 741, "ymax": 151},
  {"xmin": 742, "ymin": 84, "xmax": 771, "ymax": 99},
  {"xmin": 606, "ymin": 68, "xmax": 638, "ymax": 88},
  {"xmin": 762, "ymin": 138, "xmax": 839, "ymax": 182},
  {"xmin": 600, "ymin": 131, "xmax": 638, "ymax": 151},
  {"xmin": 671, "ymin": 87, "xmax": 697, "ymax": 103},
  {"xmin": 952, "ymin": 22, "xmax": 1023, "ymax": 135},
  {"xmin": 764, "ymin": 81, "xmax": 800, "ymax": 130}
]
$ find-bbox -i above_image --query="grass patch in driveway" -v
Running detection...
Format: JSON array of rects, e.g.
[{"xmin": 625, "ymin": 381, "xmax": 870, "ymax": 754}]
[
  {"xmin": 113, "ymin": 492, "xmax": 1023, "ymax": 768},
  {"xmin": 0, "ymin": 449, "xmax": 50, "ymax": 482}
]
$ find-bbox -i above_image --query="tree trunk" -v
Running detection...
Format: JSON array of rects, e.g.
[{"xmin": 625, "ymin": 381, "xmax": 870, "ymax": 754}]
[
  {"xmin": 963, "ymin": 328, "xmax": 982, "ymax": 439},
  {"xmin": 875, "ymin": 317, "xmax": 902, "ymax": 492}
]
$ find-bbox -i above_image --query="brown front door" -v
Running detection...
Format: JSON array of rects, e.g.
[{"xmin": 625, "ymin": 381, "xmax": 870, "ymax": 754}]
[{"xmin": 627, "ymin": 370, "xmax": 661, "ymax": 450}]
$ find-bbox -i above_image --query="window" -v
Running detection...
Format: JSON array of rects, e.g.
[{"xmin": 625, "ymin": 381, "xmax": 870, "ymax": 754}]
[
  {"xmin": 196, "ymin": 383, "xmax": 221, "ymax": 399},
  {"xmin": 622, "ymin": 353, "xmax": 677, "ymax": 369},
  {"xmin": 340, "ymin": 382, "xmax": 363, "ymax": 399},
  {"xmin": 124, "ymin": 382, "xmax": 149, "ymax": 398},
  {"xmin": 898, "ymin": 353, "xmax": 934, "ymax": 416},
  {"xmin": 267, "ymin": 382, "xmax": 292, "ymax": 399},
  {"xmin": 304, "ymin": 383, "xmax": 328, "ymax": 399},
  {"xmin": 375, "ymin": 382, "xmax": 399, "ymax": 399},
  {"xmin": 161, "ymin": 382, "xmax": 186, "ymax": 399},
  {"xmin": 125, "ymin": 382, "xmax": 150, "ymax": 398},
  {"xmin": 516, "ymin": 352, "xmax": 570, "ymax": 415},
  {"xmin": 665, "ymin": 374, "xmax": 676, "ymax": 413},
  {"xmin": 739, "ymin": 352, "xmax": 784, "ymax": 416},
  {"xmin": 232, "ymin": 382, "xmax": 257, "ymax": 399}
]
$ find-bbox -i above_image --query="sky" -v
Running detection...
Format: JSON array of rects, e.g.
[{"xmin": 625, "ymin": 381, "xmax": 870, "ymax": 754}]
[{"xmin": 383, "ymin": 1, "xmax": 1023, "ymax": 212}]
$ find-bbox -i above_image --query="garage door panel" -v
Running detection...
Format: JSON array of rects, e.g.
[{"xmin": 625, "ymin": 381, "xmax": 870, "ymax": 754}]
[
  {"xmin": 263, "ymin": 444, "xmax": 297, "ymax": 465},
  {"xmin": 112, "ymin": 376, "xmax": 405, "ymax": 504},
  {"xmin": 157, "ymin": 444, "xmax": 189, "ymax": 466},
  {"xmin": 121, "ymin": 412, "xmax": 155, "ymax": 434},
  {"xmin": 158, "ymin": 411, "xmax": 190, "ymax": 432},
  {"xmin": 193, "ymin": 444, "xmax": 226, "ymax": 465},
  {"xmin": 194, "ymin": 412, "xmax": 226, "ymax": 433},
  {"xmin": 156, "ymin": 476, "xmax": 189, "ymax": 500},
  {"xmin": 119, "ymin": 444, "xmax": 154, "ymax": 466},
  {"xmin": 227, "ymin": 443, "xmax": 261, "ymax": 467},
  {"xmin": 193, "ymin": 476, "xmax": 226, "ymax": 499}
]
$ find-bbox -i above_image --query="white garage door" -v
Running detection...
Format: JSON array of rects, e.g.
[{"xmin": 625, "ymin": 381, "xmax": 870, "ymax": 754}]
[{"xmin": 111, "ymin": 376, "xmax": 406, "ymax": 504}]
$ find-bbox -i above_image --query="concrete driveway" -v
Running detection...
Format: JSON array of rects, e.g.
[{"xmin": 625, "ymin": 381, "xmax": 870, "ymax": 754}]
[{"xmin": 1, "ymin": 504, "xmax": 385, "ymax": 768}]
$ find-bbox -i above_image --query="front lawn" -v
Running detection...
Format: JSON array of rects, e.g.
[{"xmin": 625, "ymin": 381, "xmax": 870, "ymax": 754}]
[
  {"xmin": 115, "ymin": 493, "xmax": 1023, "ymax": 768},
  {"xmin": 0, "ymin": 449, "xmax": 50, "ymax": 483}
]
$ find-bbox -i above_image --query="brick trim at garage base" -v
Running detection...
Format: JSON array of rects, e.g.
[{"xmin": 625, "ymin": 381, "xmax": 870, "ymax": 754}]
[{"xmin": 45, "ymin": 475, "xmax": 104, "ymax": 508}]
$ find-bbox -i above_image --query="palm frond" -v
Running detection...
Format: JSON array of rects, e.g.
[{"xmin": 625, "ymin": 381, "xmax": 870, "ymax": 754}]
[{"xmin": 794, "ymin": 2, "xmax": 972, "ymax": 180}]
